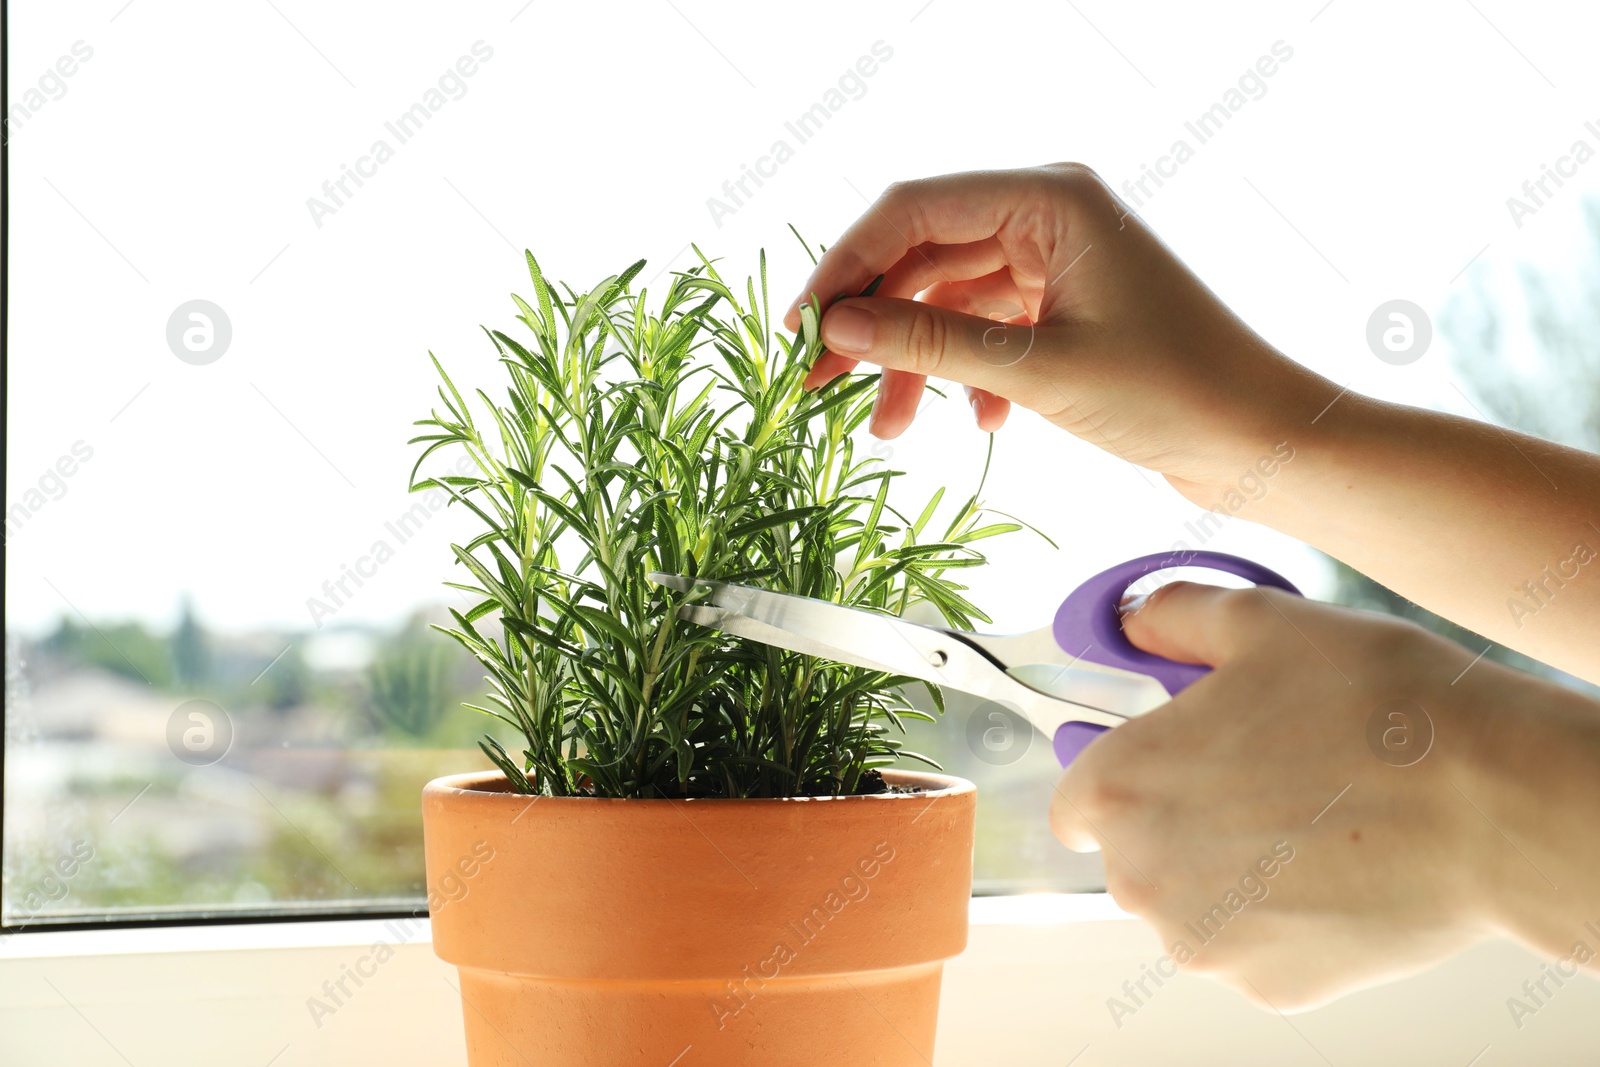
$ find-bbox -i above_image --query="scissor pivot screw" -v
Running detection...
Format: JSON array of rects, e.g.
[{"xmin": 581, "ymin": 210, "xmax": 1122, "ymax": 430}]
[{"xmin": 928, "ymin": 650, "xmax": 948, "ymax": 667}]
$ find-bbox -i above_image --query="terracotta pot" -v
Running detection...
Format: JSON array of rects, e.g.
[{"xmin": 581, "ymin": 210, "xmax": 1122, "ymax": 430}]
[{"xmin": 422, "ymin": 769, "xmax": 976, "ymax": 1066}]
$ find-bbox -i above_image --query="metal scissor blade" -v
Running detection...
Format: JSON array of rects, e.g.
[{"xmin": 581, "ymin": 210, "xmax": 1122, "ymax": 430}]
[
  {"xmin": 649, "ymin": 572, "xmax": 963, "ymax": 687},
  {"xmin": 677, "ymin": 605, "xmax": 918, "ymax": 678},
  {"xmin": 1006, "ymin": 663, "xmax": 1168, "ymax": 718},
  {"xmin": 649, "ymin": 573, "xmax": 1133, "ymax": 736},
  {"xmin": 958, "ymin": 627, "xmax": 1172, "ymax": 718}
]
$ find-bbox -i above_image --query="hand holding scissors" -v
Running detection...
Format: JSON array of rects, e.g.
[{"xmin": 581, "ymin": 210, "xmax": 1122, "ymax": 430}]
[{"xmin": 651, "ymin": 550, "xmax": 1301, "ymax": 765}]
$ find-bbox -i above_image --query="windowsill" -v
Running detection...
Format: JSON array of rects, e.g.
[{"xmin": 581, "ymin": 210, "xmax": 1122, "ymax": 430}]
[
  {"xmin": 0, "ymin": 893, "xmax": 1135, "ymax": 961},
  {"xmin": 0, "ymin": 914, "xmax": 437, "ymax": 959},
  {"xmin": 1, "ymin": 896, "xmax": 1595, "ymax": 1064}
]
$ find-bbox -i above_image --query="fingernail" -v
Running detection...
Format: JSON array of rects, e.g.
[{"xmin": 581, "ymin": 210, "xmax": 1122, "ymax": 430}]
[
  {"xmin": 821, "ymin": 304, "xmax": 874, "ymax": 355},
  {"xmin": 1118, "ymin": 594, "xmax": 1149, "ymax": 616},
  {"xmin": 868, "ymin": 383, "xmax": 885, "ymax": 434},
  {"xmin": 970, "ymin": 392, "xmax": 983, "ymax": 423}
]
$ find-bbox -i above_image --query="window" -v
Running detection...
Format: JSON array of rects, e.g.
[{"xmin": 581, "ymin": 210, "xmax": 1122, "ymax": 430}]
[{"xmin": 6, "ymin": 1, "xmax": 1597, "ymax": 932}]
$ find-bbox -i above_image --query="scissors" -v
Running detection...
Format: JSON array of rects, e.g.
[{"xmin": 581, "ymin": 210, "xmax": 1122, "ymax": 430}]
[{"xmin": 649, "ymin": 551, "xmax": 1300, "ymax": 766}]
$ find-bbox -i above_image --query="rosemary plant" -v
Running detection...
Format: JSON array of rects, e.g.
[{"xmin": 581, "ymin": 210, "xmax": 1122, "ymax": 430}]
[{"xmin": 411, "ymin": 242, "xmax": 1015, "ymax": 798}]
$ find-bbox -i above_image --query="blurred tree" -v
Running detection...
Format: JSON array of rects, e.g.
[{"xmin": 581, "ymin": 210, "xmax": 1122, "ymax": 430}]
[
  {"xmin": 1443, "ymin": 200, "xmax": 1600, "ymax": 446},
  {"xmin": 1327, "ymin": 197, "xmax": 1600, "ymax": 691},
  {"xmin": 170, "ymin": 596, "xmax": 209, "ymax": 688},
  {"xmin": 40, "ymin": 617, "xmax": 171, "ymax": 688},
  {"xmin": 366, "ymin": 620, "xmax": 454, "ymax": 740},
  {"xmin": 258, "ymin": 643, "xmax": 311, "ymax": 713}
]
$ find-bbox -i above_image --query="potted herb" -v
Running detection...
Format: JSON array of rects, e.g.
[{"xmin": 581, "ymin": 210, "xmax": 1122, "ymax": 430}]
[{"xmin": 415, "ymin": 244, "xmax": 1011, "ymax": 1065}]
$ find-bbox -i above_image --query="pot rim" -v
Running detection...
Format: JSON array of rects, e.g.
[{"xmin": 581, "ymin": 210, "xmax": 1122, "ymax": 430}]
[{"xmin": 423, "ymin": 767, "xmax": 975, "ymax": 806}]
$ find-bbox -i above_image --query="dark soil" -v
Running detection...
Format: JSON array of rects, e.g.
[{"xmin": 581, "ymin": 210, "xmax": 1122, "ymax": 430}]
[
  {"xmin": 835, "ymin": 769, "xmax": 923, "ymax": 796},
  {"xmin": 849, "ymin": 769, "xmax": 889, "ymax": 795},
  {"xmin": 535, "ymin": 768, "xmax": 924, "ymax": 799}
]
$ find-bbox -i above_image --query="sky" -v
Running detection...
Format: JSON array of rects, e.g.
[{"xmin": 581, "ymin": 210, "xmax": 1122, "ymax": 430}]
[{"xmin": 6, "ymin": 0, "xmax": 1599, "ymax": 635}]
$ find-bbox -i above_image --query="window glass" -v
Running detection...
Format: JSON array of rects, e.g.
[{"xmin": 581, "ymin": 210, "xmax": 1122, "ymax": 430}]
[{"xmin": 6, "ymin": 1, "xmax": 1597, "ymax": 927}]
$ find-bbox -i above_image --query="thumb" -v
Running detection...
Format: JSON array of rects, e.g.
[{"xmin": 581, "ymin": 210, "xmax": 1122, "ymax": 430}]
[
  {"xmin": 1118, "ymin": 580, "xmax": 1268, "ymax": 669},
  {"xmin": 818, "ymin": 296, "xmax": 1050, "ymax": 399}
]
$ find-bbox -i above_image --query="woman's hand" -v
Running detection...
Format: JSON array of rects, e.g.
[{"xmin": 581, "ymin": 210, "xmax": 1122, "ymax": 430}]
[
  {"xmin": 1048, "ymin": 581, "xmax": 1600, "ymax": 1010},
  {"xmin": 790, "ymin": 163, "xmax": 1600, "ymax": 681},
  {"xmin": 785, "ymin": 163, "xmax": 1331, "ymax": 501},
  {"xmin": 802, "ymin": 163, "xmax": 1600, "ymax": 1003}
]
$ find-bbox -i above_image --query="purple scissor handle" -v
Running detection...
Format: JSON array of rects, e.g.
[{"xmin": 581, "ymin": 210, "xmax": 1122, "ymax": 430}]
[{"xmin": 1049, "ymin": 551, "xmax": 1301, "ymax": 767}]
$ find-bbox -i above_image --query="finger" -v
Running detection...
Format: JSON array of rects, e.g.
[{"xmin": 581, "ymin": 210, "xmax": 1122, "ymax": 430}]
[
  {"xmin": 1120, "ymin": 580, "xmax": 1293, "ymax": 668},
  {"xmin": 818, "ymin": 296, "xmax": 1063, "ymax": 403},
  {"xmin": 931, "ymin": 272, "xmax": 1026, "ymax": 432},
  {"xmin": 783, "ymin": 171, "xmax": 1042, "ymax": 330},
  {"xmin": 798, "ymin": 256, "xmax": 952, "ymax": 390},
  {"xmin": 1048, "ymin": 773, "xmax": 1103, "ymax": 853},
  {"xmin": 808, "ymin": 267, "xmax": 1024, "ymax": 423},
  {"xmin": 920, "ymin": 270, "xmax": 1029, "ymax": 320},
  {"xmin": 867, "ymin": 369, "xmax": 929, "ymax": 439},
  {"xmin": 966, "ymin": 386, "xmax": 1012, "ymax": 432},
  {"xmin": 875, "ymin": 238, "xmax": 1012, "ymax": 304},
  {"xmin": 803, "ymin": 350, "xmax": 859, "ymax": 390},
  {"xmin": 1098, "ymin": 848, "xmax": 1160, "ymax": 918}
]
